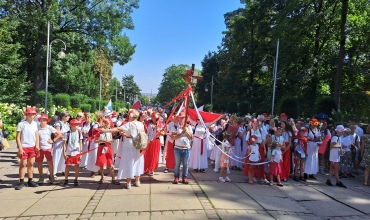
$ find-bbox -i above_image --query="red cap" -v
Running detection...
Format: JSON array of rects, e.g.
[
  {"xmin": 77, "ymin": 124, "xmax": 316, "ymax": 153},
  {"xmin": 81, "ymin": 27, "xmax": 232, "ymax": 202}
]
[
  {"xmin": 38, "ymin": 113, "xmax": 50, "ymax": 122},
  {"xmin": 151, "ymin": 111, "xmax": 159, "ymax": 119},
  {"xmin": 25, "ymin": 107, "xmax": 37, "ymax": 114},
  {"xmin": 280, "ymin": 113, "xmax": 287, "ymax": 118},
  {"xmin": 112, "ymin": 111, "xmax": 117, "ymax": 118},
  {"xmin": 70, "ymin": 119, "xmax": 80, "ymax": 126},
  {"xmin": 263, "ymin": 113, "xmax": 268, "ymax": 117}
]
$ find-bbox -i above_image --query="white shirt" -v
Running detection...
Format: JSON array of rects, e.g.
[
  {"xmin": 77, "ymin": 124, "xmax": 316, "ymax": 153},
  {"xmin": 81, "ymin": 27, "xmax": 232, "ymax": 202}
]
[
  {"xmin": 356, "ymin": 125, "xmax": 364, "ymax": 137},
  {"xmin": 330, "ymin": 136, "xmax": 341, "ymax": 162},
  {"xmin": 38, "ymin": 125, "xmax": 57, "ymax": 150},
  {"xmin": 282, "ymin": 131, "xmax": 292, "ymax": 143},
  {"xmin": 271, "ymin": 149, "xmax": 282, "ymax": 163},
  {"xmin": 63, "ymin": 130, "xmax": 83, "ymax": 156},
  {"xmin": 247, "ymin": 128, "xmax": 265, "ymax": 143},
  {"xmin": 272, "ymin": 135, "xmax": 284, "ymax": 147},
  {"xmin": 249, "ymin": 144, "xmax": 260, "ymax": 162},
  {"xmin": 349, "ymin": 133, "xmax": 360, "ymax": 149},
  {"xmin": 172, "ymin": 123, "xmax": 193, "ymax": 149},
  {"xmin": 341, "ymin": 135, "xmax": 352, "ymax": 152},
  {"xmin": 17, "ymin": 120, "xmax": 38, "ymax": 148}
]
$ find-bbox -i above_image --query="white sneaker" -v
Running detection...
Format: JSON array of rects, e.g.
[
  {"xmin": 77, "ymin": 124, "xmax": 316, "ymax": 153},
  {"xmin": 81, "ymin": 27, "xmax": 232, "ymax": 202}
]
[
  {"xmin": 164, "ymin": 168, "xmax": 169, "ymax": 173},
  {"xmin": 219, "ymin": 177, "xmax": 226, "ymax": 182},
  {"xmin": 214, "ymin": 168, "xmax": 219, "ymax": 173},
  {"xmin": 126, "ymin": 182, "xmax": 131, "ymax": 189},
  {"xmin": 135, "ymin": 181, "xmax": 141, "ymax": 187},
  {"xmin": 227, "ymin": 169, "xmax": 231, "ymax": 174},
  {"xmin": 225, "ymin": 176, "xmax": 231, "ymax": 182},
  {"xmin": 263, "ymin": 178, "xmax": 270, "ymax": 184}
]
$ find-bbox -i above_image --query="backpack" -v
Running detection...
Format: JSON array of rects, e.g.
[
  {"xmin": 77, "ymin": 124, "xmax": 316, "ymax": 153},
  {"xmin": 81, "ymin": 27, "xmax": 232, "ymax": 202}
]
[
  {"xmin": 65, "ymin": 130, "xmax": 82, "ymax": 145},
  {"xmin": 132, "ymin": 122, "xmax": 148, "ymax": 150}
]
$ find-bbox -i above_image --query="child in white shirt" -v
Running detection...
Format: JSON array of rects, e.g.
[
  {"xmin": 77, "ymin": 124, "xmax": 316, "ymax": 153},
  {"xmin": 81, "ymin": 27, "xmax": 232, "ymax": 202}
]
[
  {"xmin": 219, "ymin": 131, "xmax": 232, "ymax": 183},
  {"xmin": 269, "ymin": 142, "xmax": 283, "ymax": 186}
]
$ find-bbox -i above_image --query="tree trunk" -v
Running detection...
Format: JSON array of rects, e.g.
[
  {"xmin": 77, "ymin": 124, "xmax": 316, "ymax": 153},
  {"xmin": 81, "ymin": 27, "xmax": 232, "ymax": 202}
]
[
  {"xmin": 334, "ymin": 0, "xmax": 349, "ymax": 110},
  {"xmin": 35, "ymin": 33, "xmax": 45, "ymax": 91}
]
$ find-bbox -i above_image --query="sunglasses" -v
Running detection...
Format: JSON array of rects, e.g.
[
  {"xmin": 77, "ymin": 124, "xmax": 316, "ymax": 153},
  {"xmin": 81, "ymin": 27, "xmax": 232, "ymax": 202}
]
[{"xmin": 76, "ymin": 116, "xmax": 82, "ymax": 118}]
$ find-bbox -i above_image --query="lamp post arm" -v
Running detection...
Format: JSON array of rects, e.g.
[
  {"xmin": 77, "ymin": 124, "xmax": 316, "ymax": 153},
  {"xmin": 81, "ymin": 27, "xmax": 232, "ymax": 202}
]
[{"xmin": 48, "ymin": 39, "xmax": 67, "ymax": 67}]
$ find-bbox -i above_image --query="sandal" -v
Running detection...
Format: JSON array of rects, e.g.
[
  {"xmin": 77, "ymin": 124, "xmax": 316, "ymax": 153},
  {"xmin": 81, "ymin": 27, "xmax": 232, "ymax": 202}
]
[
  {"xmin": 112, "ymin": 179, "xmax": 120, "ymax": 185},
  {"xmin": 248, "ymin": 181, "xmax": 256, "ymax": 185}
]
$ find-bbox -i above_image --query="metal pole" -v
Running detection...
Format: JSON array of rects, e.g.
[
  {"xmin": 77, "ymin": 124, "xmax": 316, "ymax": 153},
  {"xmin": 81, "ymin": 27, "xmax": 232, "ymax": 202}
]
[
  {"xmin": 45, "ymin": 22, "xmax": 50, "ymax": 113},
  {"xmin": 115, "ymin": 81, "xmax": 118, "ymax": 111},
  {"xmin": 99, "ymin": 69, "xmax": 102, "ymax": 111},
  {"xmin": 272, "ymin": 39, "xmax": 280, "ymax": 116},
  {"xmin": 210, "ymin": 75, "xmax": 214, "ymax": 112}
]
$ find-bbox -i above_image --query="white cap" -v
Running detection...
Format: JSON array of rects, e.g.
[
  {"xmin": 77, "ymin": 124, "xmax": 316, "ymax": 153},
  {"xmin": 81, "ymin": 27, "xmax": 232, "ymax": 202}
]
[
  {"xmin": 245, "ymin": 115, "xmax": 252, "ymax": 119},
  {"xmin": 104, "ymin": 110, "xmax": 112, "ymax": 117},
  {"xmin": 335, "ymin": 125, "xmax": 345, "ymax": 132}
]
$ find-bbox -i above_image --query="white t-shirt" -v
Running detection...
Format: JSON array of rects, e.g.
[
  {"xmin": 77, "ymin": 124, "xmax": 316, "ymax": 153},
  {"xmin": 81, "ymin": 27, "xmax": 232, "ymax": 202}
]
[
  {"xmin": 330, "ymin": 136, "xmax": 341, "ymax": 162},
  {"xmin": 356, "ymin": 125, "xmax": 363, "ymax": 137},
  {"xmin": 17, "ymin": 120, "xmax": 38, "ymax": 148},
  {"xmin": 272, "ymin": 135, "xmax": 284, "ymax": 148},
  {"xmin": 249, "ymin": 144, "xmax": 260, "ymax": 162},
  {"xmin": 341, "ymin": 135, "xmax": 351, "ymax": 152},
  {"xmin": 282, "ymin": 131, "xmax": 292, "ymax": 143},
  {"xmin": 271, "ymin": 149, "xmax": 282, "ymax": 163},
  {"xmin": 172, "ymin": 123, "xmax": 193, "ymax": 149},
  {"xmin": 38, "ymin": 125, "xmax": 57, "ymax": 150},
  {"xmin": 63, "ymin": 130, "xmax": 83, "ymax": 156}
]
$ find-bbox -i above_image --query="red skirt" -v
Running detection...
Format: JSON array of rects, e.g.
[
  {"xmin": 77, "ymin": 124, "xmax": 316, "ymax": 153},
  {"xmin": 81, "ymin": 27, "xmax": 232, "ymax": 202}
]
[
  {"xmin": 243, "ymin": 158, "xmax": 259, "ymax": 175},
  {"xmin": 269, "ymin": 161, "xmax": 281, "ymax": 176},
  {"xmin": 165, "ymin": 141, "xmax": 175, "ymax": 169},
  {"xmin": 96, "ymin": 144, "xmax": 113, "ymax": 167},
  {"xmin": 280, "ymin": 142, "xmax": 291, "ymax": 179},
  {"xmin": 144, "ymin": 139, "xmax": 161, "ymax": 174}
]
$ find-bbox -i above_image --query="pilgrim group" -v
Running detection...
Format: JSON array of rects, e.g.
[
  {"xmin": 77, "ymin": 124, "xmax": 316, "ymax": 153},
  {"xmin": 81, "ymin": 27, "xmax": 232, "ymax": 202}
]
[{"xmin": 10, "ymin": 106, "xmax": 370, "ymax": 190}]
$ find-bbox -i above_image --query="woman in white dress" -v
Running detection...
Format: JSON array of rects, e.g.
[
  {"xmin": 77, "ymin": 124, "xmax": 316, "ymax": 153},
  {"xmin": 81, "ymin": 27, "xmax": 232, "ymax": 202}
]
[
  {"xmin": 80, "ymin": 113, "xmax": 93, "ymax": 168},
  {"xmin": 231, "ymin": 118, "xmax": 246, "ymax": 170},
  {"xmin": 304, "ymin": 118, "xmax": 321, "ymax": 179},
  {"xmin": 52, "ymin": 111, "xmax": 70, "ymax": 178},
  {"xmin": 86, "ymin": 112, "xmax": 103, "ymax": 177},
  {"xmin": 189, "ymin": 118, "xmax": 208, "ymax": 172}
]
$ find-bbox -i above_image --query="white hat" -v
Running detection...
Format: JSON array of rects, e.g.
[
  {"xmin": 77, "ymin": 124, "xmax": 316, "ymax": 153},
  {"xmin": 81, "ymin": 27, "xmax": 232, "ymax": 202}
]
[
  {"xmin": 104, "ymin": 110, "xmax": 112, "ymax": 117},
  {"xmin": 335, "ymin": 125, "xmax": 345, "ymax": 132},
  {"xmin": 245, "ymin": 115, "xmax": 252, "ymax": 119}
]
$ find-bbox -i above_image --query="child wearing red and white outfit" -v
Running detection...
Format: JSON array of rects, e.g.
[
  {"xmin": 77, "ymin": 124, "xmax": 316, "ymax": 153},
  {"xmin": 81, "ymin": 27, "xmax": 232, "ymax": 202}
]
[
  {"xmin": 246, "ymin": 135, "xmax": 261, "ymax": 185},
  {"xmin": 269, "ymin": 142, "xmax": 283, "ymax": 186},
  {"xmin": 293, "ymin": 127, "xmax": 308, "ymax": 182},
  {"xmin": 62, "ymin": 119, "xmax": 83, "ymax": 186},
  {"xmin": 219, "ymin": 131, "xmax": 232, "ymax": 183},
  {"xmin": 15, "ymin": 107, "xmax": 40, "ymax": 190},
  {"xmin": 95, "ymin": 119, "xmax": 120, "ymax": 185},
  {"xmin": 36, "ymin": 114, "xmax": 62, "ymax": 185}
]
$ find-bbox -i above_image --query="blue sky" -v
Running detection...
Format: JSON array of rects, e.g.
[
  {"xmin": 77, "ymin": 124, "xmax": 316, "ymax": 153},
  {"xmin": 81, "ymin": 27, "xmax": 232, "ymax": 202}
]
[{"xmin": 112, "ymin": 0, "xmax": 244, "ymax": 94}]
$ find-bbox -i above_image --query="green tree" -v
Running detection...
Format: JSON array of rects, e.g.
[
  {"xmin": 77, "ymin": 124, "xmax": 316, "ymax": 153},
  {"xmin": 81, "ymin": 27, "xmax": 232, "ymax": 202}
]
[
  {"xmin": 121, "ymin": 74, "xmax": 141, "ymax": 104},
  {"xmin": 157, "ymin": 64, "xmax": 190, "ymax": 104},
  {"xmin": 139, "ymin": 94, "xmax": 150, "ymax": 105}
]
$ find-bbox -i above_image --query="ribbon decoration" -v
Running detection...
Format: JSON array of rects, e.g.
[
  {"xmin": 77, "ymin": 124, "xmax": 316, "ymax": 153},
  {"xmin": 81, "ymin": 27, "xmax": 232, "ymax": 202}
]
[{"xmin": 194, "ymin": 136, "xmax": 206, "ymax": 155}]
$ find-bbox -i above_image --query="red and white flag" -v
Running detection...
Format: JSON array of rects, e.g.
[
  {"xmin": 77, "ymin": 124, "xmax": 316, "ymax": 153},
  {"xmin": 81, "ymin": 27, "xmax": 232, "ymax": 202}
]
[{"xmin": 132, "ymin": 96, "xmax": 141, "ymax": 110}]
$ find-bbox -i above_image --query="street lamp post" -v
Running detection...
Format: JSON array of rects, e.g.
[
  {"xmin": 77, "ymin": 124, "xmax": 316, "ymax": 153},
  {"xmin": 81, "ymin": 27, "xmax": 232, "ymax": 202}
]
[
  {"xmin": 99, "ymin": 69, "xmax": 102, "ymax": 111},
  {"xmin": 115, "ymin": 80, "xmax": 118, "ymax": 111},
  {"xmin": 261, "ymin": 39, "xmax": 280, "ymax": 116},
  {"xmin": 204, "ymin": 75, "xmax": 214, "ymax": 112},
  {"xmin": 45, "ymin": 21, "xmax": 67, "ymax": 112}
]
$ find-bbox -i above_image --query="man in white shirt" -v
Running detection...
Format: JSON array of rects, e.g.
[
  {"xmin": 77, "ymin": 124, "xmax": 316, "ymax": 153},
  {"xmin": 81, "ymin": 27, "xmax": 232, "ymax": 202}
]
[{"xmin": 15, "ymin": 107, "xmax": 40, "ymax": 190}]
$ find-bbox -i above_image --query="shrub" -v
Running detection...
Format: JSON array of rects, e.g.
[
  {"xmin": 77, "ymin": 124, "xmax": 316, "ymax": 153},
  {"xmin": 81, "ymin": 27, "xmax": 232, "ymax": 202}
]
[
  {"xmin": 238, "ymin": 101, "xmax": 250, "ymax": 116},
  {"xmin": 73, "ymin": 93, "xmax": 90, "ymax": 104},
  {"xmin": 54, "ymin": 93, "xmax": 70, "ymax": 107},
  {"xmin": 86, "ymin": 99, "xmax": 97, "ymax": 113},
  {"xmin": 227, "ymin": 101, "xmax": 238, "ymax": 114},
  {"xmin": 30, "ymin": 91, "xmax": 53, "ymax": 110},
  {"xmin": 70, "ymin": 96, "xmax": 81, "ymax": 108},
  {"xmin": 279, "ymin": 97, "xmax": 298, "ymax": 119},
  {"xmin": 315, "ymin": 97, "xmax": 337, "ymax": 117},
  {"xmin": 80, "ymin": 104, "xmax": 91, "ymax": 112}
]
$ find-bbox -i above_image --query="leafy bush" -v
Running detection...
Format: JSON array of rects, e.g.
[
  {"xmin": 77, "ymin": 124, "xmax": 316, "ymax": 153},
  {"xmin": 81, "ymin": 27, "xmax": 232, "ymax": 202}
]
[
  {"xmin": 70, "ymin": 96, "xmax": 81, "ymax": 108},
  {"xmin": 279, "ymin": 97, "xmax": 298, "ymax": 119},
  {"xmin": 315, "ymin": 97, "xmax": 337, "ymax": 117},
  {"xmin": 30, "ymin": 91, "xmax": 53, "ymax": 110},
  {"xmin": 227, "ymin": 101, "xmax": 238, "ymax": 114},
  {"xmin": 86, "ymin": 99, "xmax": 97, "ymax": 113},
  {"xmin": 80, "ymin": 104, "xmax": 91, "ymax": 112},
  {"xmin": 73, "ymin": 93, "xmax": 90, "ymax": 104},
  {"xmin": 238, "ymin": 101, "xmax": 250, "ymax": 116},
  {"xmin": 54, "ymin": 93, "xmax": 70, "ymax": 107}
]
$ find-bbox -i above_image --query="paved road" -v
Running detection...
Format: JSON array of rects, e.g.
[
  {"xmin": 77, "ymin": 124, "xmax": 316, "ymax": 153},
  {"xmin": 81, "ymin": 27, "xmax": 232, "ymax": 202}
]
[{"xmin": 0, "ymin": 141, "xmax": 369, "ymax": 220}]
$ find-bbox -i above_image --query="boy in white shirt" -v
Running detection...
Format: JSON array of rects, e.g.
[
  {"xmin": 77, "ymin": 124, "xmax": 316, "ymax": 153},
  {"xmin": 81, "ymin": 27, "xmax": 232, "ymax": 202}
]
[
  {"xmin": 15, "ymin": 107, "xmax": 40, "ymax": 190},
  {"xmin": 36, "ymin": 114, "xmax": 62, "ymax": 184},
  {"xmin": 62, "ymin": 119, "xmax": 83, "ymax": 186}
]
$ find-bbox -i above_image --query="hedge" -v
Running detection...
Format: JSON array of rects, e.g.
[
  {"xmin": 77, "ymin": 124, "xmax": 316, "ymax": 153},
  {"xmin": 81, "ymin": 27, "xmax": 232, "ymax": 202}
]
[
  {"xmin": 54, "ymin": 93, "xmax": 70, "ymax": 107},
  {"xmin": 70, "ymin": 95, "xmax": 81, "ymax": 108},
  {"xmin": 86, "ymin": 99, "xmax": 97, "ymax": 113},
  {"xmin": 31, "ymin": 90, "xmax": 53, "ymax": 110},
  {"xmin": 80, "ymin": 104, "xmax": 91, "ymax": 112}
]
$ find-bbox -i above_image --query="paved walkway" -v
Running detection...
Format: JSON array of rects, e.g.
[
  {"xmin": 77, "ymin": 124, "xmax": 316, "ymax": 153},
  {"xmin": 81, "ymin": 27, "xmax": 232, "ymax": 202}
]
[{"xmin": 0, "ymin": 141, "xmax": 370, "ymax": 220}]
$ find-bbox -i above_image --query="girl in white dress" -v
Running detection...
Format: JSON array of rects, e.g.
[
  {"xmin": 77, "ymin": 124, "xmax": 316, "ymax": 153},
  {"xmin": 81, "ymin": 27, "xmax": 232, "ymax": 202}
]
[
  {"xmin": 189, "ymin": 118, "xmax": 208, "ymax": 172},
  {"xmin": 304, "ymin": 118, "xmax": 321, "ymax": 179},
  {"xmin": 80, "ymin": 113, "xmax": 93, "ymax": 168},
  {"xmin": 86, "ymin": 112, "xmax": 103, "ymax": 177},
  {"xmin": 231, "ymin": 118, "xmax": 246, "ymax": 170},
  {"xmin": 52, "ymin": 111, "xmax": 70, "ymax": 178}
]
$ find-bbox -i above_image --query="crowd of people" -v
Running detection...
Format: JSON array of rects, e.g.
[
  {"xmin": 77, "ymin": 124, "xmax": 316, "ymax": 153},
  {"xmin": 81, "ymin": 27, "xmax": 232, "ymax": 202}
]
[{"xmin": 3, "ymin": 106, "xmax": 370, "ymax": 190}]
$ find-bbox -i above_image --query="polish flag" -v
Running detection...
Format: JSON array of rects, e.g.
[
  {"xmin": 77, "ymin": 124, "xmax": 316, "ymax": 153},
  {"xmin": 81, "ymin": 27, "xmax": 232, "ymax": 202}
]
[{"xmin": 132, "ymin": 96, "xmax": 141, "ymax": 110}]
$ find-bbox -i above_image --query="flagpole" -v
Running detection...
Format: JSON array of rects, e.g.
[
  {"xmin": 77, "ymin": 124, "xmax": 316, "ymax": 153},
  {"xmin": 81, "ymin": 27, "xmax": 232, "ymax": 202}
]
[{"xmin": 183, "ymin": 64, "xmax": 195, "ymax": 128}]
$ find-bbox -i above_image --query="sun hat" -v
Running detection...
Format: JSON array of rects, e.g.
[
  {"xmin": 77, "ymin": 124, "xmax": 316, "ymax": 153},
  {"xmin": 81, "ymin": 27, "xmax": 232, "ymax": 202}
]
[
  {"xmin": 69, "ymin": 119, "xmax": 80, "ymax": 126},
  {"xmin": 25, "ymin": 107, "xmax": 37, "ymax": 114},
  {"xmin": 309, "ymin": 118, "xmax": 320, "ymax": 126},
  {"xmin": 38, "ymin": 114, "xmax": 50, "ymax": 122},
  {"xmin": 335, "ymin": 125, "xmax": 345, "ymax": 132}
]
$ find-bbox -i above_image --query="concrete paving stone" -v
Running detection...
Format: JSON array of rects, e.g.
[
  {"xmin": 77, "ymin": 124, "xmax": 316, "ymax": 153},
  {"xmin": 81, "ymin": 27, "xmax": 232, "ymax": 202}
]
[
  {"xmin": 247, "ymin": 210, "xmax": 258, "ymax": 214},
  {"xmin": 271, "ymin": 214, "xmax": 323, "ymax": 220},
  {"xmin": 236, "ymin": 210, "xmax": 248, "ymax": 213},
  {"xmin": 236, "ymin": 183, "xmax": 287, "ymax": 197},
  {"xmin": 82, "ymin": 209, "xmax": 93, "ymax": 214},
  {"xmin": 207, "ymin": 214, "xmax": 220, "ymax": 219},
  {"xmin": 4, "ymin": 218, "xmax": 16, "ymax": 220},
  {"xmin": 150, "ymin": 183, "xmax": 195, "ymax": 194},
  {"xmin": 150, "ymin": 212, "xmax": 162, "ymax": 215},
  {"xmin": 279, "ymin": 185, "xmax": 330, "ymax": 201},
  {"xmin": 115, "ymin": 212, "xmax": 127, "ymax": 217},
  {"xmin": 299, "ymin": 200, "xmax": 363, "ymax": 216},
  {"xmin": 217, "ymin": 210, "xmax": 227, "ymax": 214},
  {"xmin": 0, "ymin": 199, "xmax": 39, "ymax": 218},
  {"xmin": 161, "ymin": 211, "xmax": 173, "ymax": 215},
  {"xmin": 44, "ymin": 187, "xmax": 96, "ymax": 198},
  {"xmin": 79, "ymin": 214, "xmax": 91, "ymax": 220},
  {"xmin": 256, "ymin": 210, "xmax": 268, "ymax": 214},
  {"xmin": 53, "ymin": 215, "xmax": 68, "ymax": 219},
  {"xmin": 22, "ymin": 197, "xmax": 90, "ymax": 216},
  {"xmin": 127, "ymin": 212, "xmax": 139, "ymax": 216},
  {"xmin": 17, "ymin": 217, "xmax": 30, "ymax": 220},
  {"xmin": 183, "ymin": 210, "xmax": 195, "ymax": 214},
  {"xmin": 205, "ymin": 210, "xmax": 216, "ymax": 214},
  {"xmin": 151, "ymin": 213, "xmax": 209, "ymax": 220},
  {"xmin": 95, "ymin": 195, "xmax": 149, "ymax": 212},
  {"xmin": 139, "ymin": 212, "xmax": 150, "ymax": 216},
  {"xmin": 103, "ymin": 183, "xmax": 149, "ymax": 195},
  {"xmin": 85, "ymin": 206, "xmax": 95, "ymax": 210},
  {"xmin": 203, "ymin": 204, "xmax": 213, "ymax": 209},
  {"xmin": 151, "ymin": 194, "xmax": 203, "ymax": 211},
  {"xmin": 89, "ymin": 216, "xmax": 149, "ymax": 220},
  {"xmin": 252, "ymin": 196, "xmax": 309, "ymax": 212},
  {"xmin": 194, "ymin": 210, "xmax": 205, "ymax": 214},
  {"xmin": 226, "ymin": 210, "xmax": 237, "ymax": 213},
  {"xmin": 67, "ymin": 214, "xmax": 80, "ymax": 219},
  {"xmin": 310, "ymin": 185, "xmax": 365, "ymax": 199},
  {"xmin": 103, "ymin": 212, "xmax": 116, "ymax": 217},
  {"xmin": 340, "ymin": 197, "xmax": 370, "ymax": 213},
  {"xmin": 218, "ymin": 213, "xmax": 274, "ymax": 220},
  {"xmin": 29, "ymin": 216, "xmax": 43, "ymax": 220},
  {"xmin": 276, "ymin": 211, "xmax": 287, "ymax": 215},
  {"xmin": 0, "ymin": 185, "xmax": 55, "ymax": 200}
]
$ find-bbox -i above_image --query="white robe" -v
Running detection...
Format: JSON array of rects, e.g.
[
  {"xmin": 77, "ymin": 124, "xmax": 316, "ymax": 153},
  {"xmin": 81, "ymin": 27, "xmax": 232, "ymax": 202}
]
[
  {"xmin": 80, "ymin": 124, "xmax": 91, "ymax": 167},
  {"xmin": 189, "ymin": 124, "xmax": 208, "ymax": 169},
  {"xmin": 304, "ymin": 127, "xmax": 320, "ymax": 174},
  {"xmin": 86, "ymin": 123, "xmax": 100, "ymax": 172},
  {"xmin": 117, "ymin": 121, "xmax": 144, "ymax": 179},
  {"xmin": 52, "ymin": 121, "xmax": 69, "ymax": 175}
]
